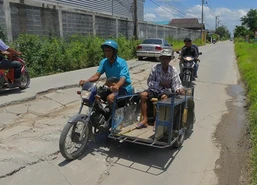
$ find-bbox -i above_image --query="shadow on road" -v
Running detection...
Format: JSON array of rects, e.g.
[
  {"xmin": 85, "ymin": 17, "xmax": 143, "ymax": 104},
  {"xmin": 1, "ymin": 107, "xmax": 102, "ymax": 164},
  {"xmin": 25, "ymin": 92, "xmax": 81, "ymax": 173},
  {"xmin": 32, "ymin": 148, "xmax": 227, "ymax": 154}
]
[
  {"xmin": 137, "ymin": 57, "xmax": 159, "ymax": 62},
  {"xmin": 0, "ymin": 87, "xmax": 26, "ymax": 96},
  {"xmin": 58, "ymin": 133, "xmax": 183, "ymax": 176}
]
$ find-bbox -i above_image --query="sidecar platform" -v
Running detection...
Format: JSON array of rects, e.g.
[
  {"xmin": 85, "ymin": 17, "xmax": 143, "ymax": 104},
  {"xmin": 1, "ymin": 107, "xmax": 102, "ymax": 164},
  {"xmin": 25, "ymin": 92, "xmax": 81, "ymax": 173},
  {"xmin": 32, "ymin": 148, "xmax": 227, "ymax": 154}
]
[{"xmin": 108, "ymin": 92, "xmax": 194, "ymax": 148}]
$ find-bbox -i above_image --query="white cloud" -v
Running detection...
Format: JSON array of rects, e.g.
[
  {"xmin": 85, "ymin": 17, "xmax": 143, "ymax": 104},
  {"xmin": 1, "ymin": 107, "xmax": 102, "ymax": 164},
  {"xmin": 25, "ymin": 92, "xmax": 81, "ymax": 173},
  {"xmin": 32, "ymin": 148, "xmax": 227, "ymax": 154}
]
[
  {"xmin": 144, "ymin": 13, "xmax": 157, "ymax": 20},
  {"xmin": 144, "ymin": 6, "xmax": 176, "ymax": 21},
  {"xmin": 144, "ymin": 5, "xmax": 249, "ymax": 33}
]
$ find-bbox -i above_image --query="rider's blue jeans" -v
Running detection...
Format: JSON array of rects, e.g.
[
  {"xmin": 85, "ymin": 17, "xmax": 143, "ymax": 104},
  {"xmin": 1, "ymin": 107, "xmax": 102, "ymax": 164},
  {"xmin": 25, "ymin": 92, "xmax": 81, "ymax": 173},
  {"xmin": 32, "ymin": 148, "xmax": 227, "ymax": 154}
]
[
  {"xmin": 194, "ymin": 62, "xmax": 199, "ymax": 77},
  {"xmin": 0, "ymin": 59, "xmax": 22, "ymax": 79}
]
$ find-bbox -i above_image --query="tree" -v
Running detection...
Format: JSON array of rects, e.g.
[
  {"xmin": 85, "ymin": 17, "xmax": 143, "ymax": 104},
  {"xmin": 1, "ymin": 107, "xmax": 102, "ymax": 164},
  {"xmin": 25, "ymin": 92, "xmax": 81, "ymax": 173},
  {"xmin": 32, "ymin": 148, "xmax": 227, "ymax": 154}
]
[
  {"xmin": 215, "ymin": 25, "xmax": 230, "ymax": 40},
  {"xmin": 234, "ymin": 25, "xmax": 250, "ymax": 38},
  {"xmin": 241, "ymin": 9, "xmax": 257, "ymax": 32}
]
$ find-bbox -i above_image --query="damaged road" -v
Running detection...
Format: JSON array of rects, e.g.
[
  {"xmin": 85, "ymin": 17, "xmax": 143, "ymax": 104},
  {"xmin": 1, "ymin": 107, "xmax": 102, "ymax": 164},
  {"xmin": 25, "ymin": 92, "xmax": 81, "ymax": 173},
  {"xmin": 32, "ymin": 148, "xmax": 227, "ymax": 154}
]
[{"xmin": 0, "ymin": 41, "xmax": 250, "ymax": 185}]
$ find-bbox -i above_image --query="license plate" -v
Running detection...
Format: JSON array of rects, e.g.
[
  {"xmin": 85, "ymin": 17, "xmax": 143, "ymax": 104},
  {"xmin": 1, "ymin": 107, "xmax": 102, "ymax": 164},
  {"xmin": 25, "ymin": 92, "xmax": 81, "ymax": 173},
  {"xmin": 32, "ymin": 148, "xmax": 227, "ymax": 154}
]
[{"xmin": 144, "ymin": 47, "xmax": 152, "ymax": 51}]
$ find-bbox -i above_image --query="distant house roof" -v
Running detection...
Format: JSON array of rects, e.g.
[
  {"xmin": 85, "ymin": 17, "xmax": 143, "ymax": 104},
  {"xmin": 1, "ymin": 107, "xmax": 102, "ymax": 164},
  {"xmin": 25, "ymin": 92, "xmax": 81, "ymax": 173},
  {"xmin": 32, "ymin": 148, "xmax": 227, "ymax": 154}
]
[{"xmin": 169, "ymin": 18, "xmax": 205, "ymax": 30}]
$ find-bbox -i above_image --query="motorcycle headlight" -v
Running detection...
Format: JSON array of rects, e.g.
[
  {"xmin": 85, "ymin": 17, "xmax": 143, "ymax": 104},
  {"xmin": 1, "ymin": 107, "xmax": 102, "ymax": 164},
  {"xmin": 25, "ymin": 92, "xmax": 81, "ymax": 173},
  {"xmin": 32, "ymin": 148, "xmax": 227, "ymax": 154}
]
[
  {"xmin": 80, "ymin": 90, "xmax": 91, "ymax": 99},
  {"xmin": 185, "ymin": 62, "xmax": 191, "ymax": 67}
]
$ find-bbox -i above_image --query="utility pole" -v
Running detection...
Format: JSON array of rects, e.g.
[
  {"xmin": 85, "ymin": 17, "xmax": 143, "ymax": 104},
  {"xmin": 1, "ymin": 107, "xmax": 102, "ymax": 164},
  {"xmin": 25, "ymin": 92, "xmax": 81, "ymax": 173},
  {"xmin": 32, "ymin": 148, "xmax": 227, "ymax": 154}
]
[
  {"xmin": 215, "ymin": 16, "xmax": 219, "ymax": 30},
  {"xmin": 201, "ymin": 0, "xmax": 204, "ymax": 41},
  {"xmin": 133, "ymin": 0, "xmax": 138, "ymax": 40}
]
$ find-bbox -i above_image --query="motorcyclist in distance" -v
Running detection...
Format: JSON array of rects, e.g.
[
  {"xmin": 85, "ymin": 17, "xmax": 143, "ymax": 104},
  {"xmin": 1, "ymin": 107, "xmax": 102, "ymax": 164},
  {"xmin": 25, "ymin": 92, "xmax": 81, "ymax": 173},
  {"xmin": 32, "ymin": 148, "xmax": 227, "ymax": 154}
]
[{"xmin": 179, "ymin": 38, "xmax": 199, "ymax": 79}]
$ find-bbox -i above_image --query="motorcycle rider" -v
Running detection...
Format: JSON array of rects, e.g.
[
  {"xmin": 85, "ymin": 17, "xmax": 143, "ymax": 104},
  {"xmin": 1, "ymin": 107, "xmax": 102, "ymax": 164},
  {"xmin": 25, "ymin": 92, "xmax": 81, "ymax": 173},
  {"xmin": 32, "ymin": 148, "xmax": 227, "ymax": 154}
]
[
  {"xmin": 183, "ymin": 38, "xmax": 199, "ymax": 55},
  {"xmin": 136, "ymin": 49, "xmax": 185, "ymax": 129},
  {"xmin": 0, "ymin": 39, "xmax": 22, "ymax": 85},
  {"xmin": 79, "ymin": 40, "xmax": 133, "ymax": 128},
  {"xmin": 179, "ymin": 38, "xmax": 199, "ymax": 78}
]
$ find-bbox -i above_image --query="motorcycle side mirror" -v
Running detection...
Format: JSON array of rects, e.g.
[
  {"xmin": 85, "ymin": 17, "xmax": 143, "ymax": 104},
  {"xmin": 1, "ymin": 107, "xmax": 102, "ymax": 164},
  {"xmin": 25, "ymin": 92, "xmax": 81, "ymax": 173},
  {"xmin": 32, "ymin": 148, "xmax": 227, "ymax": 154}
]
[{"xmin": 199, "ymin": 52, "xmax": 202, "ymax": 55}]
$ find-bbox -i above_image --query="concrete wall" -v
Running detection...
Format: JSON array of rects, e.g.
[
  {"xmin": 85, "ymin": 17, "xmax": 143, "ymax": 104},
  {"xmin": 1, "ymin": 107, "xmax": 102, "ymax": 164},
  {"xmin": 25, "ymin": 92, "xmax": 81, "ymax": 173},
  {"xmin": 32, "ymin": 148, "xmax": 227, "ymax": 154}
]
[
  {"xmin": 41, "ymin": 0, "xmax": 145, "ymax": 21},
  {"xmin": 62, "ymin": 11, "xmax": 93, "ymax": 36},
  {"xmin": 0, "ymin": 0, "xmax": 201, "ymax": 42},
  {"xmin": 10, "ymin": 3, "xmax": 60, "ymax": 39},
  {"xmin": 0, "ymin": 0, "xmax": 7, "ymax": 40}
]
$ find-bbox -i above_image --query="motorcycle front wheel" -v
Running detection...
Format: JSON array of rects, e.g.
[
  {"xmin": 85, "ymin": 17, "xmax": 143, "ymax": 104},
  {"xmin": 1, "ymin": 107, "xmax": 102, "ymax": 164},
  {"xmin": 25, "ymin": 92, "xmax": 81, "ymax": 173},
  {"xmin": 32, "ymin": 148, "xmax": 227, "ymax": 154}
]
[
  {"xmin": 182, "ymin": 73, "xmax": 192, "ymax": 88},
  {"xmin": 59, "ymin": 121, "xmax": 90, "ymax": 160}
]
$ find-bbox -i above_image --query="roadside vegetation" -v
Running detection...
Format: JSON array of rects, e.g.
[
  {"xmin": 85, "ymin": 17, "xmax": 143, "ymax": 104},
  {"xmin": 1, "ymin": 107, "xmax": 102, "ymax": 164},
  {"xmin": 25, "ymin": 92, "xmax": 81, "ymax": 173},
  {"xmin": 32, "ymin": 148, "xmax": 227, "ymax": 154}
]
[
  {"xmin": 234, "ymin": 39, "xmax": 257, "ymax": 184},
  {"xmin": 167, "ymin": 37, "xmax": 204, "ymax": 51},
  {"xmin": 10, "ymin": 34, "xmax": 141, "ymax": 77},
  {"xmin": 233, "ymin": 9, "xmax": 257, "ymax": 184},
  {"xmin": 6, "ymin": 34, "xmax": 201, "ymax": 78},
  {"xmin": 0, "ymin": 23, "xmax": 205, "ymax": 78}
]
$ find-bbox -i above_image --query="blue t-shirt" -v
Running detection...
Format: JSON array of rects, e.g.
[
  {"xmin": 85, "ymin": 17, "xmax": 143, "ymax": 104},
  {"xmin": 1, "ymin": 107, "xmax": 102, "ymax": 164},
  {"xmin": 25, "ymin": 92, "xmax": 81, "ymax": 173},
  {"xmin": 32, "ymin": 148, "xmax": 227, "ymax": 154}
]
[
  {"xmin": 97, "ymin": 56, "xmax": 133, "ymax": 94},
  {"xmin": 0, "ymin": 39, "xmax": 9, "ymax": 51}
]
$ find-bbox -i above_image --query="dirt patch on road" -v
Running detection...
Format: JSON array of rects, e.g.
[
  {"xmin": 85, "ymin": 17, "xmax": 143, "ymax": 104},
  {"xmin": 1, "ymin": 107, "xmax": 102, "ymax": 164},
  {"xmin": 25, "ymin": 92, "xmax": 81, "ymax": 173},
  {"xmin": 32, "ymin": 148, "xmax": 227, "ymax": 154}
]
[{"xmin": 214, "ymin": 83, "xmax": 251, "ymax": 185}]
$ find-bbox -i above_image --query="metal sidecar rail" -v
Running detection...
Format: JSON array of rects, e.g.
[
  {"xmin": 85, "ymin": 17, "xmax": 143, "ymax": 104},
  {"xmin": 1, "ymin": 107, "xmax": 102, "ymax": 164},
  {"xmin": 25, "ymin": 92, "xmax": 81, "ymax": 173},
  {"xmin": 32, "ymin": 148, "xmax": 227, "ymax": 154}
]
[
  {"xmin": 108, "ymin": 88, "xmax": 194, "ymax": 148},
  {"xmin": 108, "ymin": 132, "xmax": 181, "ymax": 148}
]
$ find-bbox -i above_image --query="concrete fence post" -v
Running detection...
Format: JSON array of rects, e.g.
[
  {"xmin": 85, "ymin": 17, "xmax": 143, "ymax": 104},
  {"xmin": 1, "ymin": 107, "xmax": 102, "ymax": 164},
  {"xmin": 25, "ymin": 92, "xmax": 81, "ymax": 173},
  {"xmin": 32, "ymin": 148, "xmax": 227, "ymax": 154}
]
[
  {"xmin": 92, "ymin": 14, "xmax": 96, "ymax": 36},
  {"xmin": 4, "ymin": 0, "xmax": 13, "ymax": 42},
  {"xmin": 116, "ymin": 18, "xmax": 118, "ymax": 38},
  {"xmin": 145, "ymin": 22, "xmax": 148, "ymax": 39},
  {"xmin": 58, "ymin": 8, "xmax": 63, "ymax": 37},
  {"xmin": 163, "ymin": 25, "xmax": 165, "ymax": 38},
  {"xmin": 156, "ymin": 25, "xmax": 158, "ymax": 37}
]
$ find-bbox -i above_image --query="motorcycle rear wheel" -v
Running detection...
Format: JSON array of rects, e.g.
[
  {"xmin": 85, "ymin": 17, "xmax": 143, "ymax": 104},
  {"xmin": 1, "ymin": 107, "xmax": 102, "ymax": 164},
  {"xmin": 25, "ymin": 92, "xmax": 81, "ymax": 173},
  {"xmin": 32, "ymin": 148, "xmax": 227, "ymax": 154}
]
[
  {"xmin": 19, "ymin": 71, "xmax": 30, "ymax": 90},
  {"xmin": 59, "ymin": 121, "xmax": 90, "ymax": 160}
]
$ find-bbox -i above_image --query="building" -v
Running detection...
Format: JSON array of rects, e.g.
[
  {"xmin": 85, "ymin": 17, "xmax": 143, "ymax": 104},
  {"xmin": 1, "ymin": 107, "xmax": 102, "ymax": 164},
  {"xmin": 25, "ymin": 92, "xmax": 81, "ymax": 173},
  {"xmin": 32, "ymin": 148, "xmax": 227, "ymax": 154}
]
[{"xmin": 169, "ymin": 18, "xmax": 205, "ymax": 31}]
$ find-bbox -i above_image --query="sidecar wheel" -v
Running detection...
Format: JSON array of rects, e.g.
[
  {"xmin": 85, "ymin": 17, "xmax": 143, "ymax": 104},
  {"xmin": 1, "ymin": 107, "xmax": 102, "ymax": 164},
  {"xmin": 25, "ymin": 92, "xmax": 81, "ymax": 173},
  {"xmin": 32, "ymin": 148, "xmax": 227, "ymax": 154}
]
[
  {"xmin": 59, "ymin": 121, "xmax": 90, "ymax": 160},
  {"xmin": 173, "ymin": 111, "xmax": 185, "ymax": 148}
]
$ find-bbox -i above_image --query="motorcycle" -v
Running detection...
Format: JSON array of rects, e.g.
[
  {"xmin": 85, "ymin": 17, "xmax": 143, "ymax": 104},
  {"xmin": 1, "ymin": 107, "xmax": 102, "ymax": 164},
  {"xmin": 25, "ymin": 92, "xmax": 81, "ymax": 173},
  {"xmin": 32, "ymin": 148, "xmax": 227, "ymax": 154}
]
[
  {"xmin": 177, "ymin": 52, "xmax": 202, "ymax": 88},
  {"xmin": 59, "ymin": 78, "xmax": 139, "ymax": 160},
  {"xmin": 0, "ymin": 55, "xmax": 30, "ymax": 90}
]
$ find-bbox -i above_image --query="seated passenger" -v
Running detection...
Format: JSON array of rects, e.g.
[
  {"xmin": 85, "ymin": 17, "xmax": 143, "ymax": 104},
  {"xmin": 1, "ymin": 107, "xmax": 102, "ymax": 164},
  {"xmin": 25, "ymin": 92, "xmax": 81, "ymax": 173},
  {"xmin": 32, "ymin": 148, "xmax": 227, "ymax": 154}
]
[{"xmin": 136, "ymin": 49, "xmax": 184, "ymax": 129}]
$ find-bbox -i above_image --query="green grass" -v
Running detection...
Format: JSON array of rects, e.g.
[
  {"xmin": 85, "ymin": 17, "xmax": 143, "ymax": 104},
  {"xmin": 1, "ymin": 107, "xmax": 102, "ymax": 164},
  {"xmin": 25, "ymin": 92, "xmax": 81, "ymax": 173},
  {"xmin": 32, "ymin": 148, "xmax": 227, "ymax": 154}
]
[{"xmin": 234, "ymin": 41, "xmax": 257, "ymax": 184}]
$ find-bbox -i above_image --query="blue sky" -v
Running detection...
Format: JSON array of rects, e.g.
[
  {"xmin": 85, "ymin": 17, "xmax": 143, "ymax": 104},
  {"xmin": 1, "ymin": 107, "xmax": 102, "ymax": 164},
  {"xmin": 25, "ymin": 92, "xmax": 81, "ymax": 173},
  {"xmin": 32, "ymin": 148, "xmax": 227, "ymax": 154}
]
[{"xmin": 144, "ymin": 0, "xmax": 257, "ymax": 33}]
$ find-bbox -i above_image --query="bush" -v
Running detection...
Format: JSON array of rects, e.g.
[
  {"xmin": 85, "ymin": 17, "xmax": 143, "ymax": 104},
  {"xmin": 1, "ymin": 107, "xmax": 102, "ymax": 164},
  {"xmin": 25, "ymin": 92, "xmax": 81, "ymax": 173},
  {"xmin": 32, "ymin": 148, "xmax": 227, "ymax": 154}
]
[{"xmin": 12, "ymin": 34, "xmax": 140, "ymax": 77}]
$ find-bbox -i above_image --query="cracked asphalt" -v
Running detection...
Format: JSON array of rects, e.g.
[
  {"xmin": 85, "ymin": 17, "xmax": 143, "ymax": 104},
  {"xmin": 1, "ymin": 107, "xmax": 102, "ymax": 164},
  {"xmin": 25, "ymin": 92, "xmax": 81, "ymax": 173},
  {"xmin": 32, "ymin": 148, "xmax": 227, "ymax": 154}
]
[{"xmin": 0, "ymin": 41, "xmax": 249, "ymax": 185}]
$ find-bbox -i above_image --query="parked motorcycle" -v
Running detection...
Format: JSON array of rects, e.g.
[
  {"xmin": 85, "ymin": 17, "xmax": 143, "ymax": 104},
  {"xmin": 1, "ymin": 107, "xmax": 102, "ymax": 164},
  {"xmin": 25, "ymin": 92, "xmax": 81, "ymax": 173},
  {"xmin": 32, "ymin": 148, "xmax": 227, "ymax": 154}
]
[
  {"xmin": 0, "ymin": 55, "xmax": 30, "ymax": 90},
  {"xmin": 59, "ymin": 78, "xmax": 139, "ymax": 160}
]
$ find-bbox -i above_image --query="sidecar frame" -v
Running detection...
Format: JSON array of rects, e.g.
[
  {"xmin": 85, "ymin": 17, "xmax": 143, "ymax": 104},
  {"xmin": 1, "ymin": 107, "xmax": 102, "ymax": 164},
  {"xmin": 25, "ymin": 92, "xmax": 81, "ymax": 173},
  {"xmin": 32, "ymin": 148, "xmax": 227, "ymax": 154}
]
[{"xmin": 108, "ymin": 88, "xmax": 195, "ymax": 148}]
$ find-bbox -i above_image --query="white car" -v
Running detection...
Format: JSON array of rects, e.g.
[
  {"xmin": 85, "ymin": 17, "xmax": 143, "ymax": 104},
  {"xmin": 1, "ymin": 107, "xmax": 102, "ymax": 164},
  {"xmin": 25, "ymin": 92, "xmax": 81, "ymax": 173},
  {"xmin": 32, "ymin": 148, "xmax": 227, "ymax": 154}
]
[{"xmin": 136, "ymin": 38, "xmax": 174, "ymax": 61}]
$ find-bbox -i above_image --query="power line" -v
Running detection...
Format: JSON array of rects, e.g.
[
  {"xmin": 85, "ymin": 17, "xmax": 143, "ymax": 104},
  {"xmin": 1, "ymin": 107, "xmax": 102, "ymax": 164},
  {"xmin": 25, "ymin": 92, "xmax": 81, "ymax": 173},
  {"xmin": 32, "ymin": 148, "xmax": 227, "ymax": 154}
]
[
  {"xmin": 149, "ymin": 0, "xmax": 176, "ymax": 14},
  {"xmin": 149, "ymin": 0, "xmax": 195, "ymax": 19},
  {"xmin": 206, "ymin": 0, "xmax": 216, "ymax": 18},
  {"xmin": 161, "ymin": 0, "xmax": 188, "ymax": 17}
]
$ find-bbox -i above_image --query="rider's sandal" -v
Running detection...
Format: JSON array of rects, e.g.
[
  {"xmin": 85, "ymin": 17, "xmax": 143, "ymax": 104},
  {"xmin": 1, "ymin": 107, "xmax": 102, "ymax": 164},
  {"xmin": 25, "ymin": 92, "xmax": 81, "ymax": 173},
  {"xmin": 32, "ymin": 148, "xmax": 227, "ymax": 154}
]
[{"xmin": 135, "ymin": 123, "xmax": 147, "ymax": 129}]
